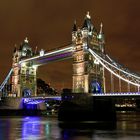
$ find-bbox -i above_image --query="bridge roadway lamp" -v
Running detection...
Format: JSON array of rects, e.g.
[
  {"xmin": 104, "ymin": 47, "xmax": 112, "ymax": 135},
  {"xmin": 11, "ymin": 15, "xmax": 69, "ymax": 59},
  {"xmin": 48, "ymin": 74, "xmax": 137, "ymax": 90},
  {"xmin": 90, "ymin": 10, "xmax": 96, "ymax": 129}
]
[
  {"xmin": 32, "ymin": 65, "xmax": 37, "ymax": 70},
  {"xmin": 94, "ymin": 59, "xmax": 100, "ymax": 65},
  {"xmin": 40, "ymin": 49, "xmax": 45, "ymax": 56},
  {"xmin": 21, "ymin": 62, "xmax": 26, "ymax": 67}
]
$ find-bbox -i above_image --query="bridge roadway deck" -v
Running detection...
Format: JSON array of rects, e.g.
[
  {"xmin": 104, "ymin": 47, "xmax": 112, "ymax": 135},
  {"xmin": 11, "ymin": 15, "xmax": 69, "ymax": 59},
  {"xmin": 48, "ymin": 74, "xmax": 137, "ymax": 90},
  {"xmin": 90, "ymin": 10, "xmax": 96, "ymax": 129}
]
[
  {"xmin": 91, "ymin": 92, "xmax": 140, "ymax": 98},
  {"xmin": 23, "ymin": 92, "xmax": 140, "ymax": 104}
]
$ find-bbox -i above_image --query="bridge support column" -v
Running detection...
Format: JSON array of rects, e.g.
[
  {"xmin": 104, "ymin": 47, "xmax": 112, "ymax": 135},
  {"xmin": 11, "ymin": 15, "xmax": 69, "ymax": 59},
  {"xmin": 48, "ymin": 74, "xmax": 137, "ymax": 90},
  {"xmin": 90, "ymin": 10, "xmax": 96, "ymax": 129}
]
[
  {"xmin": 72, "ymin": 13, "xmax": 105, "ymax": 94},
  {"xmin": 58, "ymin": 93, "xmax": 116, "ymax": 122},
  {"xmin": 11, "ymin": 38, "xmax": 37, "ymax": 97},
  {"xmin": 0, "ymin": 97, "xmax": 47, "ymax": 116}
]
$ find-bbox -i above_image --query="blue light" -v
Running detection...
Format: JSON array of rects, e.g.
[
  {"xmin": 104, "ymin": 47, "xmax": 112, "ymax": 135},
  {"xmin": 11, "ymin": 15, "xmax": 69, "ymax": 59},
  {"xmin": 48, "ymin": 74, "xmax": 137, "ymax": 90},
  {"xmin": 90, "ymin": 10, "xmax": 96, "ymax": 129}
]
[
  {"xmin": 23, "ymin": 88, "xmax": 32, "ymax": 97},
  {"xmin": 22, "ymin": 117, "xmax": 41, "ymax": 139},
  {"xmin": 91, "ymin": 80, "xmax": 102, "ymax": 93}
]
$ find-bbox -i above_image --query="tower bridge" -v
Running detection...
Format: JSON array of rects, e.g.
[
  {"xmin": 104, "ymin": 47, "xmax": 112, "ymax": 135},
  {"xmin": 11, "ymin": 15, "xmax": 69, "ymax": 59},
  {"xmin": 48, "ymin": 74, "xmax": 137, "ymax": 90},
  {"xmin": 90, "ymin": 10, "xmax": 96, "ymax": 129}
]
[{"xmin": 0, "ymin": 12, "xmax": 140, "ymax": 115}]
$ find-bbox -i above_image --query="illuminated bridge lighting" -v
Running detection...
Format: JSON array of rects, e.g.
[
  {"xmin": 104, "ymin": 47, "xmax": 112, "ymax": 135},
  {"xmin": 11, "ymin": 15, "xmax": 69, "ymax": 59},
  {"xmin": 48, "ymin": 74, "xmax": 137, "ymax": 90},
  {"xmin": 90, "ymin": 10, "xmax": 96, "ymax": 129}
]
[
  {"xmin": 24, "ymin": 99, "xmax": 45, "ymax": 105},
  {"xmin": 92, "ymin": 92, "xmax": 140, "ymax": 96},
  {"xmin": 105, "ymin": 54, "xmax": 140, "ymax": 79},
  {"xmin": 88, "ymin": 48, "xmax": 140, "ymax": 87},
  {"xmin": 23, "ymin": 93, "xmax": 140, "ymax": 105},
  {"xmin": 36, "ymin": 52, "xmax": 72, "ymax": 64},
  {"xmin": 23, "ymin": 96, "xmax": 61, "ymax": 104},
  {"xmin": 31, "ymin": 96, "xmax": 61, "ymax": 100},
  {"xmin": 19, "ymin": 46, "xmax": 73, "ymax": 64}
]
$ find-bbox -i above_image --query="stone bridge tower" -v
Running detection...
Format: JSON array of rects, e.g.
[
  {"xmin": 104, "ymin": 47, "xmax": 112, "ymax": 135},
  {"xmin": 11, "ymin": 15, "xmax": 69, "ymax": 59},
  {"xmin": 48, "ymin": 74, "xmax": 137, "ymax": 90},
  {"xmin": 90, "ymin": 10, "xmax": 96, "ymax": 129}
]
[
  {"xmin": 72, "ymin": 12, "xmax": 105, "ymax": 93},
  {"xmin": 11, "ymin": 38, "xmax": 37, "ymax": 97}
]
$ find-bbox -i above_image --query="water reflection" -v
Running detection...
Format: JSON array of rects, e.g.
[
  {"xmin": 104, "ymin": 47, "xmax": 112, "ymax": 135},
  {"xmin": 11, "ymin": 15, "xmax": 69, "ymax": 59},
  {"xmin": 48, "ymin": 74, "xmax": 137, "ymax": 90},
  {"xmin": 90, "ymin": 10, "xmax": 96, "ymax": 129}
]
[
  {"xmin": 59, "ymin": 121, "xmax": 116, "ymax": 140},
  {"xmin": 22, "ymin": 117, "xmax": 43, "ymax": 139},
  {"xmin": 21, "ymin": 116, "xmax": 61, "ymax": 140},
  {"xmin": 61, "ymin": 128, "xmax": 93, "ymax": 140},
  {"xmin": 0, "ymin": 119, "xmax": 10, "ymax": 140},
  {"xmin": 0, "ymin": 112, "xmax": 140, "ymax": 140}
]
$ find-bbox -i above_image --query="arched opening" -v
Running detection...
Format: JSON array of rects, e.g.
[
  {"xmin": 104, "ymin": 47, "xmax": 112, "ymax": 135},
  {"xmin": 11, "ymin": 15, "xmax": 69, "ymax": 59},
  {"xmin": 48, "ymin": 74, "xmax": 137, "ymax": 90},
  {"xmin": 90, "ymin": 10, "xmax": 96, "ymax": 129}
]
[
  {"xmin": 90, "ymin": 80, "xmax": 102, "ymax": 93},
  {"xmin": 22, "ymin": 88, "xmax": 32, "ymax": 97}
]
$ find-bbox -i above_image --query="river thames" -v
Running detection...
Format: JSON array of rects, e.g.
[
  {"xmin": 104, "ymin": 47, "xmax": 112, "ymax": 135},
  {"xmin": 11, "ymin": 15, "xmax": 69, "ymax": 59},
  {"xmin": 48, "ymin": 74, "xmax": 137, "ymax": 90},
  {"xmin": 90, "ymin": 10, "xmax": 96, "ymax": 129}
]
[{"xmin": 0, "ymin": 112, "xmax": 140, "ymax": 140}]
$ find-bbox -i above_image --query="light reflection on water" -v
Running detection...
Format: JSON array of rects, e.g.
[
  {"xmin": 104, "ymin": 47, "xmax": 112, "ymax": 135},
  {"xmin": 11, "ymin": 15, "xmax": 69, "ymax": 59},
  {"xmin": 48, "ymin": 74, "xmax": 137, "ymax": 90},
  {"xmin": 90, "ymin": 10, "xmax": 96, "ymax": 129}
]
[
  {"xmin": 0, "ymin": 112, "xmax": 140, "ymax": 140},
  {"xmin": 22, "ymin": 117, "xmax": 42, "ymax": 139}
]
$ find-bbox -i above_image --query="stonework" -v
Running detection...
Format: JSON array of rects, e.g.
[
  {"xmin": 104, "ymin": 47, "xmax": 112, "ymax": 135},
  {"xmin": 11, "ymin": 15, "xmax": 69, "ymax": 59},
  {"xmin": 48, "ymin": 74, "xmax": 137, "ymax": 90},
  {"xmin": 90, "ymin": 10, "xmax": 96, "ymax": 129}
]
[
  {"xmin": 11, "ymin": 12, "xmax": 106, "ymax": 96},
  {"xmin": 72, "ymin": 12, "xmax": 105, "ymax": 93},
  {"xmin": 12, "ymin": 38, "xmax": 37, "ymax": 97}
]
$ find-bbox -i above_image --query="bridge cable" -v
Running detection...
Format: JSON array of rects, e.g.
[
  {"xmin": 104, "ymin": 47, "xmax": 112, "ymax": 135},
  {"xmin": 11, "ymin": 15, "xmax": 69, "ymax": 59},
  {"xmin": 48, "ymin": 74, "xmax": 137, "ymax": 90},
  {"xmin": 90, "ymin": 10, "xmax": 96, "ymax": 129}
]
[
  {"xmin": 0, "ymin": 68, "xmax": 13, "ymax": 92},
  {"xmin": 88, "ymin": 48, "xmax": 140, "ymax": 87}
]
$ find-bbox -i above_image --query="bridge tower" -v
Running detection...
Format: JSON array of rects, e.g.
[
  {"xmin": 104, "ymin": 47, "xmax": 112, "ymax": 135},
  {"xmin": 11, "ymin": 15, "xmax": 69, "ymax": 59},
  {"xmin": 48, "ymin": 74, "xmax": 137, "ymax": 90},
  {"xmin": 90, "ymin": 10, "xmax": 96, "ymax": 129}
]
[
  {"xmin": 11, "ymin": 38, "xmax": 37, "ymax": 97},
  {"xmin": 72, "ymin": 12, "xmax": 105, "ymax": 93}
]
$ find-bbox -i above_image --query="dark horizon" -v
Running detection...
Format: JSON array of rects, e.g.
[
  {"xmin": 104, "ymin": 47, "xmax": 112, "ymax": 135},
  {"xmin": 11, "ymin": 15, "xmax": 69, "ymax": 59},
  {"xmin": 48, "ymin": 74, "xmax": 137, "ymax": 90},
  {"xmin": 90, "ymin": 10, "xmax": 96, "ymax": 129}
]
[{"xmin": 0, "ymin": 0, "xmax": 140, "ymax": 89}]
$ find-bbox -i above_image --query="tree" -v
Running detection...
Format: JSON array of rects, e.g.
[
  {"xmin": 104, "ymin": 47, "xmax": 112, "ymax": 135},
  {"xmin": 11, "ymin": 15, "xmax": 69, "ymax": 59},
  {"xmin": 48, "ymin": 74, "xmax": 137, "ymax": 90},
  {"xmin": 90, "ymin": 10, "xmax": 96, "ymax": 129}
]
[{"xmin": 37, "ymin": 78, "xmax": 58, "ymax": 95}]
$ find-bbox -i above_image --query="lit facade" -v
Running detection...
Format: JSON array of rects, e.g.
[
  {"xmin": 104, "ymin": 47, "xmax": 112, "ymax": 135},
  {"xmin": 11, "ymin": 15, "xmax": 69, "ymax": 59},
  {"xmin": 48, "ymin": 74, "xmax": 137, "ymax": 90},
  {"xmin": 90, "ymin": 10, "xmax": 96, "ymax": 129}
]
[
  {"xmin": 12, "ymin": 38, "xmax": 37, "ymax": 97},
  {"xmin": 72, "ymin": 12, "xmax": 105, "ymax": 93},
  {"xmin": 11, "ymin": 12, "xmax": 106, "ymax": 96}
]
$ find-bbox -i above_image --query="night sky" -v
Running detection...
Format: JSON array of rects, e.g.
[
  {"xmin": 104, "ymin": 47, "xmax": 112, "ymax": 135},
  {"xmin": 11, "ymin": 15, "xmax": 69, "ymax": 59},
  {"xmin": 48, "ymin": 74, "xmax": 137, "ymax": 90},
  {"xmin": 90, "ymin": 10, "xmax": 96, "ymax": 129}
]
[{"xmin": 0, "ymin": 0, "xmax": 140, "ymax": 89}]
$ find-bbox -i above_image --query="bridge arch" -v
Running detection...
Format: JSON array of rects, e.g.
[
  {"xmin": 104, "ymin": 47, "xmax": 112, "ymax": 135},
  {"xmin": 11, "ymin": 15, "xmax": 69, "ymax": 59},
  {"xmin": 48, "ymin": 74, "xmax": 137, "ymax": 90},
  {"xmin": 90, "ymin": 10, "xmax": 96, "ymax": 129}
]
[{"xmin": 22, "ymin": 88, "xmax": 32, "ymax": 97}]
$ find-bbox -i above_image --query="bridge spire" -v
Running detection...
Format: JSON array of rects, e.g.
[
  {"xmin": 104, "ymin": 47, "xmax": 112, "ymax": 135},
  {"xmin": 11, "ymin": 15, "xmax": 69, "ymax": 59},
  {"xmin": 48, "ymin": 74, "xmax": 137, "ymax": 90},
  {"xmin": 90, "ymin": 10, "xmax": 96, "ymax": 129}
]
[
  {"xmin": 100, "ymin": 22, "xmax": 103, "ymax": 34},
  {"xmin": 98, "ymin": 22, "xmax": 105, "ymax": 43},
  {"xmin": 72, "ymin": 20, "xmax": 77, "ymax": 32},
  {"xmin": 13, "ymin": 44, "xmax": 17, "ymax": 53},
  {"xmin": 82, "ymin": 11, "xmax": 90, "ymax": 28},
  {"xmin": 24, "ymin": 37, "xmax": 29, "ymax": 43},
  {"xmin": 86, "ymin": 11, "xmax": 91, "ymax": 19},
  {"xmin": 82, "ymin": 11, "xmax": 94, "ymax": 31},
  {"xmin": 35, "ymin": 46, "xmax": 38, "ymax": 54}
]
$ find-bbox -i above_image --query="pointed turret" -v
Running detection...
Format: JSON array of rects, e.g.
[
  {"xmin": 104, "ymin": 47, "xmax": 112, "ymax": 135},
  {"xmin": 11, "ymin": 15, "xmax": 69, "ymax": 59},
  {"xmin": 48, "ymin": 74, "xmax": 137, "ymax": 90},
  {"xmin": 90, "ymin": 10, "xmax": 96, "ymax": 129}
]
[
  {"xmin": 98, "ymin": 23, "xmax": 105, "ymax": 42},
  {"xmin": 83, "ymin": 19, "xmax": 88, "ymax": 29},
  {"xmin": 13, "ymin": 44, "xmax": 17, "ymax": 53},
  {"xmin": 86, "ymin": 11, "xmax": 91, "ymax": 19},
  {"xmin": 82, "ymin": 11, "xmax": 93, "ymax": 31},
  {"xmin": 98, "ymin": 23, "xmax": 105, "ymax": 53},
  {"xmin": 72, "ymin": 20, "xmax": 77, "ymax": 32},
  {"xmin": 72, "ymin": 20, "xmax": 78, "ymax": 43},
  {"xmin": 24, "ymin": 37, "xmax": 29, "ymax": 43},
  {"xmin": 99, "ymin": 22, "xmax": 103, "ymax": 34},
  {"xmin": 20, "ymin": 37, "xmax": 30, "ymax": 50},
  {"xmin": 34, "ymin": 46, "xmax": 38, "ymax": 55},
  {"xmin": 20, "ymin": 37, "xmax": 33, "ymax": 57}
]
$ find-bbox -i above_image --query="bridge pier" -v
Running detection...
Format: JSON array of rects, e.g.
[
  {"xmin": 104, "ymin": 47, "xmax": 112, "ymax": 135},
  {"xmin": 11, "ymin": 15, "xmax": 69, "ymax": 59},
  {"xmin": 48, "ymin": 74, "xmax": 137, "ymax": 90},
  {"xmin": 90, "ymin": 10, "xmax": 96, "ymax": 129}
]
[
  {"xmin": 58, "ymin": 93, "xmax": 116, "ymax": 122},
  {"xmin": 0, "ymin": 97, "xmax": 47, "ymax": 116},
  {"xmin": 136, "ymin": 99, "xmax": 140, "ymax": 109},
  {"xmin": 1, "ymin": 97, "xmax": 23, "ymax": 109}
]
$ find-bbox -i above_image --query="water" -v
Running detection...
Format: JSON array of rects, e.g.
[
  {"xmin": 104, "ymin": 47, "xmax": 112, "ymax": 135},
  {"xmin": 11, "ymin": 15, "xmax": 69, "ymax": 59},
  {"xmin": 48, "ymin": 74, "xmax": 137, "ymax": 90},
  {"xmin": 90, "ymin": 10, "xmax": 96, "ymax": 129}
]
[{"xmin": 0, "ymin": 112, "xmax": 140, "ymax": 140}]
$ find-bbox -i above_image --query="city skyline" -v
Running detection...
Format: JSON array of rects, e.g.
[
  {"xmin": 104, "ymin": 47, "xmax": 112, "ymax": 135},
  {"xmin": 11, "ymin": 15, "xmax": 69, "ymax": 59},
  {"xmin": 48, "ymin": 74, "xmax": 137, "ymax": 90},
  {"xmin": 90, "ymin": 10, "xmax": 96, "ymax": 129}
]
[{"xmin": 0, "ymin": 0, "xmax": 140, "ymax": 89}]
